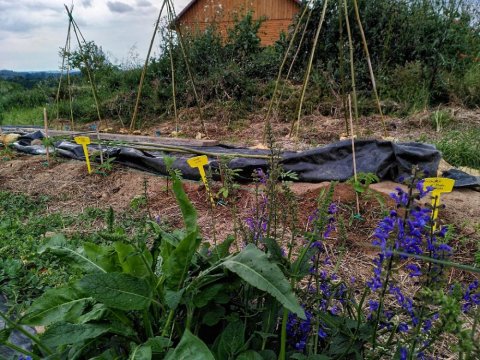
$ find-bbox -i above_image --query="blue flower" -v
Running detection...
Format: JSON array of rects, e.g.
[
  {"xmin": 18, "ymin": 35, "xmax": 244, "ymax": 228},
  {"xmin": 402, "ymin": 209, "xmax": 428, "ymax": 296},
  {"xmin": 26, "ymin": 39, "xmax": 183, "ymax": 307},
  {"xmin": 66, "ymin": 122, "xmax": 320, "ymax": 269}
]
[
  {"xmin": 368, "ymin": 299, "xmax": 379, "ymax": 312},
  {"xmin": 399, "ymin": 346, "xmax": 408, "ymax": 360},
  {"xmin": 318, "ymin": 327, "xmax": 328, "ymax": 339},
  {"xmin": 398, "ymin": 322, "xmax": 409, "ymax": 333},
  {"xmin": 405, "ymin": 263, "xmax": 422, "ymax": 277}
]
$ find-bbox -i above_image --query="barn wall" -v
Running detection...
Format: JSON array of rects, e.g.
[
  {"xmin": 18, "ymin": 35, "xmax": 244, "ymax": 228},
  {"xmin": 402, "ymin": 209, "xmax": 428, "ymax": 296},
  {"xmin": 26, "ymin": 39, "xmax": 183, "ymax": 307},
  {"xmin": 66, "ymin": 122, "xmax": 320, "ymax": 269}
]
[{"xmin": 178, "ymin": 0, "xmax": 300, "ymax": 45}]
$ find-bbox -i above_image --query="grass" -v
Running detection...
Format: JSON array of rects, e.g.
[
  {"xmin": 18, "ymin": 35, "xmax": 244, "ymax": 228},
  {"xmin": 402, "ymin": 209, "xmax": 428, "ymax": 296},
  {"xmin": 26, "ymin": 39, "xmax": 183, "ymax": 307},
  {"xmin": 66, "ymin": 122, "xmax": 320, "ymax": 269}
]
[
  {"xmin": 0, "ymin": 191, "xmax": 149, "ymax": 308},
  {"xmin": 1, "ymin": 106, "xmax": 45, "ymax": 127},
  {"xmin": 435, "ymin": 128, "xmax": 480, "ymax": 169}
]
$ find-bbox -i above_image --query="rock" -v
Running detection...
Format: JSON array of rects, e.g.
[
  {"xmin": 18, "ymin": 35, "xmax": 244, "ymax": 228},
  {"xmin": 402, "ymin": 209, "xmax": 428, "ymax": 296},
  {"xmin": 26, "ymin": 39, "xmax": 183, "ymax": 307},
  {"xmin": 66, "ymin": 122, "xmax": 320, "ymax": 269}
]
[{"xmin": 0, "ymin": 133, "xmax": 20, "ymax": 144}]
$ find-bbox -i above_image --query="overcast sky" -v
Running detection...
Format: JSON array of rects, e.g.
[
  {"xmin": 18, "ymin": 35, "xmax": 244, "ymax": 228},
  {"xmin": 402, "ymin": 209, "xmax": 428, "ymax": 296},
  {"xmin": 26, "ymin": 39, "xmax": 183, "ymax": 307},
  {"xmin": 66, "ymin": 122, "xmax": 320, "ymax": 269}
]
[{"xmin": 0, "ymin": 0, "xmax": 191, "ymax": 71}]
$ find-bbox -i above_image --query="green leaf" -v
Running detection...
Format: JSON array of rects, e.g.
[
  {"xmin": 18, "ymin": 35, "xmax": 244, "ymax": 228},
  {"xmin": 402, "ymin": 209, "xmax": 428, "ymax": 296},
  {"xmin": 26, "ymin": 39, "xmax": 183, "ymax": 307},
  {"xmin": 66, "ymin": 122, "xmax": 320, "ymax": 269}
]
[
  {"xmin": 39, "ymin": 234, "xmax": 106, "ymax": 273},
  {"xmin": 78, "ymin": 273, "xmax": 152, "ymax": 311},
  {"xmin": 41, "ymin": 322, "xmax": 110, "ymax": 348},
  {"xmin": 262, "ymin": 237, "xmax": 286, "ymax": 264},
  {"xmin": 223, "ymin": 244, "xmax": 305, "ymax": 319},
  {"xmin": 77, "ymin": 303, "xmax": 108, "ymax": 324},
  {"xmin": 163, "ymin": 231, "xmax": 200, "ymax": 290},
  {"xmin": 129, "ymin": 344, "xmax": 152, "ymax": 360},
  {"xmin": 114, "ymin": 242, "xmax": 153, "ymax": 278},
  {"xmin": 0, "ymin": 328, "xmax": 12, "ymax": 343},
  {"xmin": 236, "ymin": 350, "xmax": 263, "ymax": 360},
  {"xmin": 83, "ymin": 242, "xmax": 121, "ymax": 273},
  {"xmin": 211, "ymin": 235, "xmax": 235, "ymax": 261},
  {"xmin": 144, "ymin": 336, "xmax": 173, "ymax": 352},
  {"xmin": 165, "ymin": 329, "xmax": 215, "ymax": 360},
  {"xmin": 217, "ymin": 320, "xmax": 245, "ymax": 359},
  {"xmin": 21, "ymin": 287, "xmax": 91, "ymax": 326},
  {"xmin": 165, "ymin": 289, "xmax": 185, "ymax": 310},
  {"xmin": 173, "ymin": 177, "xmax": 198, "ymax": 234},
  {"xmin": 202, "ymin": 305, "xmax": 225, "ymax": 326},
  {"xmin": 258, "ymin": 350, "xmax": 276, "ymax": 360},
  {"xmin": 193, "ymin": 283, "xmax": 226, "ymax": 308}
]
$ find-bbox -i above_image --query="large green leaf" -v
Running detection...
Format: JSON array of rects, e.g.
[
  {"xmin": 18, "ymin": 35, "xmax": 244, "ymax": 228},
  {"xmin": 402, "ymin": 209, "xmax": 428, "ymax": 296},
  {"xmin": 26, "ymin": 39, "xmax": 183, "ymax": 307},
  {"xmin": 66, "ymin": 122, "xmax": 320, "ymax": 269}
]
[
  {"xmin": 163, "ymin": 230, "xmax": 200, "ymax": 290},
  {"xmin": 223, "ymin": 244, "xmax": 305, "ymax": 319},
  {"xmin": 77, "ymin": 303, "xmax": 108, "ymax": 324},
  {"xmin": 217, "ymin": 320, "xmax": 245, "ymax": 359},
  {"xmin": 39, "ymin": 234, "xmax": 106, "ymax": 273},
  {"xmin": 114, "ymin": 242, "xmax": 152, "ymax": 278},
  {"xmin": 21, "ymin": 287, "xmax": 91, "ymax": 326},
  {"xmin": 172, "ymin": 177, "xmax": 198, "ymax": 234},
  {"xmin": 129, "ymin": 344, "xmax": 152, "ymax": 360},
  {"xmin": 165, "ymin": 329, "xmax": 215, "ymax": 360},
  {"xmin": 211, "ymin": 235, "xmax": 235, "ymax": 261},
  {"xmin": 41, "ymin": 322, "xmax": 110, "ymax": 348},
  {"xmin": 193, "ymin": 283, "xmax": 226, "ymax": 308},
  {"xmin": 144, "ymin": 336, "xmax": 173, "ymax": 352},
  {"xmin": 236, "ymin": 350, "xmax": 263, "ymax": 360},
  {"xmin": 83, "ymin": 242, "xmax": 121, "ymax": 273},
  {"xmin": 78, "ymin": 273, "xmax": 152, "ymax": 310}
]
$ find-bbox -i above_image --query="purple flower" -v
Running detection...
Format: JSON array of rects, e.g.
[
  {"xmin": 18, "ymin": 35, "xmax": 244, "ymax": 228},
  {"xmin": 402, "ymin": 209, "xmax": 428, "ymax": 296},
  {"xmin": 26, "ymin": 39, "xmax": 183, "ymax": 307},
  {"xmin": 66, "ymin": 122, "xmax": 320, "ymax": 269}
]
[
  {"xmin": 405, "ymin": 263, "xmax": 422, "ymax": 277},
  {"xmin": 462, "ymin": 280, "xmax": 480, "ymax": 313},
  {"xmin": 398, "ymin": 323, "xmax": 409, "ymax": 333},
  {"xmin": 368, "ymin": 300, "xmax": 379, "ymax": 312},
  {"xmin": 318, "ymin": 327, "xmax": 328, "ymax": 339},
  {"xmin": 399, "ymin": 347, "xmax": 408, "ymax": 360}
]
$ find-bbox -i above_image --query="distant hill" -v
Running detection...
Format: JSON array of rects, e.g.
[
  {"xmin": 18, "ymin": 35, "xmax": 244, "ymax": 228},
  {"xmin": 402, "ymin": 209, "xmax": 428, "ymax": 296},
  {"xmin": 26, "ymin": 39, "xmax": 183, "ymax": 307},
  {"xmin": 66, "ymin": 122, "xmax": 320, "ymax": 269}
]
[
  {"xmin": 0, "ymin": 70, "xmax": 80, "ymax": 88},
  {"xmin": 0, "ymin": 69, "xmax": 80, "ymax": 80}
]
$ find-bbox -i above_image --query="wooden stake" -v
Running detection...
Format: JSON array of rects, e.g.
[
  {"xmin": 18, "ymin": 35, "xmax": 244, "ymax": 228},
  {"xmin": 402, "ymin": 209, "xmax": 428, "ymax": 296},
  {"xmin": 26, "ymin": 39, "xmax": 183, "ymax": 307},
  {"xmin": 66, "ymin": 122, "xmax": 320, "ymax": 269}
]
[
  {"xmin": 348, "ymin": 95, "xmax": 360, "ymax": 215},
  {"xmin": 290, "ymin": 0, "xmax": 329, "ymax": 140},
  {"xmin": 130, "ymin": 0, "xmax": 167, "ymax": 132},
  {"xmin": 43, "ymin": 107, "xmax": 50, "ymax": 165},
  {"xmin": 96, "ymin": 121, "xmax": 104, "ymax": 164}
]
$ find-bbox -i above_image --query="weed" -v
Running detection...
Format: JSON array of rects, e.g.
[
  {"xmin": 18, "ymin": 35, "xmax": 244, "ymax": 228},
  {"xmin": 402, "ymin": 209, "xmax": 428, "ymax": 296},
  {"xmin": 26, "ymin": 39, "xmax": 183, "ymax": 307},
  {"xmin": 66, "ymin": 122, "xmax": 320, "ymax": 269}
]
[
  {"xmin": 431, "ymin": 108, "xmax": 454, "ymax": 132},
  {"xmin": 435, "ymin": 128, "xmax": 480, "ymax": 169}
]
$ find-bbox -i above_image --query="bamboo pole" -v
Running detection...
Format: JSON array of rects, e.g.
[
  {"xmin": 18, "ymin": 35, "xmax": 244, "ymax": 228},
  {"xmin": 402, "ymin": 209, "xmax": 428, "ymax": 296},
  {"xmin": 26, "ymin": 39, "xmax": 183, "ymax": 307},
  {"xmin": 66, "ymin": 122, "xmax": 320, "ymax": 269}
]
[
  {"xmin": 343, "ymin": 0, "xmax": 359, "ymax": 130},
  {"xmin": 43, "ymin": 108, "xmax": 50, "ymax": 165},
  {"xmin": 276, "ymin": 5, "xmax": 313, "ymax": 111},
  {"xmin": 91, "ymin": 139, "xmax": 272, "ymax": 160},
  {"xmin": 338, "ymin": 0, "xmax": 349, "ymax": 134},
  {"xmin": 352, "ymin": 0, "xmax": 387, "ymax": 137},
  {"xmin": 96, "ymin": 121, "xmax": 104, "ymax": 164},
  {"xmin": 56, "ymin": 7, "xmax": 75, "ymax": 131},
  {"xmin": 64, "ymin": 5, "xmax": 103, "ymax": 127},
  {"xmin": 167, "ymin": 0, "xmax": 207, "ymax": 136},
  {"xmin": 289, "ymin": 0, "xmax": 329, "ymax": 139},
  {"xmin": 129, "ymin": 0, "xmax": 167, "ymax": 132},
  {"xmin": 348, "ymin": 94, "xmax": 360, "ymax": 215},
  {"xmin": 262, "ymin": 0, "xmax": 313, "ymax": 140},
  {"xmin": 166, "ymin": 1, "xmax": 179, "ymax": 133}
]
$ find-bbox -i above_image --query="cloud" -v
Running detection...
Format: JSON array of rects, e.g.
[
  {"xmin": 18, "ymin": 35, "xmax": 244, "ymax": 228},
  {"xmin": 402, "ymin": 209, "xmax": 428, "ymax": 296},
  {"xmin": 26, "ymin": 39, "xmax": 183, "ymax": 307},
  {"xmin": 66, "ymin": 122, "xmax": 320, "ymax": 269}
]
[
  {"xmin": 107, "ymin": 1, "xmax": 134, "ymax": 13},
  {"xmin": 82, "ymin": 0, "xmax": 93, "ymax": 7},
  {"xmin": 0, "ymin": 0, "xmax": 193, "ymax": 70},
  {"xmin": 136, "ymin": 0, "xmax": 151, "ymax": 7}
]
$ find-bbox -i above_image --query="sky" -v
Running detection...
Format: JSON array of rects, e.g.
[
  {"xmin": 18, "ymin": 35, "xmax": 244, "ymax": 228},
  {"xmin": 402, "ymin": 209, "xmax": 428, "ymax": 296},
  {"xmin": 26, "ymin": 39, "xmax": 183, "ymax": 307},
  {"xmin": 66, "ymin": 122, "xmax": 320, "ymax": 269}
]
[{"xmin": 0, "ymin": 0, "xmax": 191, "ymax": 71}]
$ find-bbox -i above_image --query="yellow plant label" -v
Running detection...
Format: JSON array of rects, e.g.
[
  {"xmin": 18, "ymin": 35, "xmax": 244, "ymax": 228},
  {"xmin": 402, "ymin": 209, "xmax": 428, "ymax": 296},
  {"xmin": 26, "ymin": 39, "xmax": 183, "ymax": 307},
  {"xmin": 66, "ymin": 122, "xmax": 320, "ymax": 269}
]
[
  {"xmin": 424, "ymin": 178, "xmax": 455, "ymax": 194},
  {"xmin": 74, "ymin": 136, "xmax": 92, "ymax": 174},
  {"xmin": 423, "ymin": 177, "xmax": 455, "ymax": 230},
  {"xmin": 74, "ymin": 136, "xmax": 91, "ymax": 145},
  {"xmin": 187, "ymin": 155, "xmax": 208, "ymax": 168},
  {"xmin": 187, "ymin": 155, "xmax": 214, "ymax": 207}
]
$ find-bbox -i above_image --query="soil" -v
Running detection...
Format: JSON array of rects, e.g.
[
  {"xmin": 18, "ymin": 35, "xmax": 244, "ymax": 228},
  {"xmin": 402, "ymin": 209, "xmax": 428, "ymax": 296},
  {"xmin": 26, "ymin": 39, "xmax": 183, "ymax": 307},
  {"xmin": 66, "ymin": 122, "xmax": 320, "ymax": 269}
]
[{"xmin": 1, "ymin": 153, "xmax": 478, "ymax": 272}]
